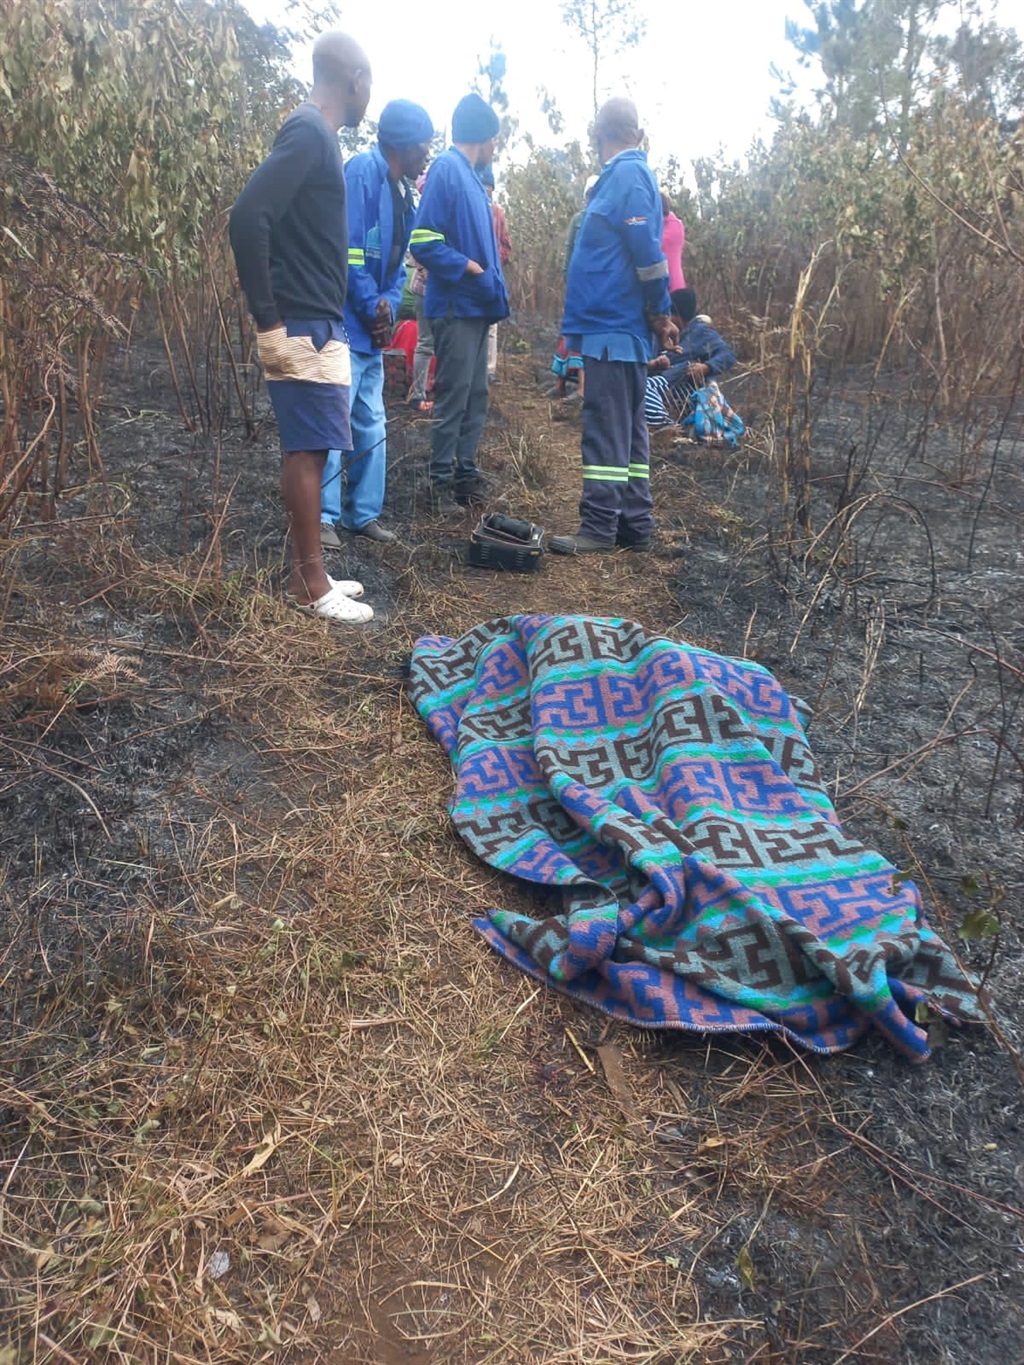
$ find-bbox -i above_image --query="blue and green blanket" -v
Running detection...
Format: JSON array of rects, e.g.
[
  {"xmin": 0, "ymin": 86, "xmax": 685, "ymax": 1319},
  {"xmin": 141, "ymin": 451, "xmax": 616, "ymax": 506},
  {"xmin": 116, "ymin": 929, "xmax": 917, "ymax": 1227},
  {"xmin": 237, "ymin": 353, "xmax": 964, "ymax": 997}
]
[{"xmin": 409, "ymin": 615, "xmax": 979, "ymax": 1061}]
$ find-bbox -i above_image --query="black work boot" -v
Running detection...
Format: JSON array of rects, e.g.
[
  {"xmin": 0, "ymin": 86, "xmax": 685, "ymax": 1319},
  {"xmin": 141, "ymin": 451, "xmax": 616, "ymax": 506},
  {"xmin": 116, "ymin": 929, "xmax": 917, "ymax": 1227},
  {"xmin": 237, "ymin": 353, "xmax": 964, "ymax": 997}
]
[
  {"xmin": 548, "ymin": 532, "xmax": 615, "ymax": 555},
  {"xmin": 454, "ymin": 471, "xmax": 494, "ymax": 507}
]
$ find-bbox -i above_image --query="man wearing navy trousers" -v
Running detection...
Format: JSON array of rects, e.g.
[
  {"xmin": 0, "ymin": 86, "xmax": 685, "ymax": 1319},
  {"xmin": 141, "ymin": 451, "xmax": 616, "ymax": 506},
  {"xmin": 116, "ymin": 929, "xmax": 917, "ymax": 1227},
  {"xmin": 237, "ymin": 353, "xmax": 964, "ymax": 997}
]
[{"xmin": 550, "ymin": 98, "xmax": 677, "ymax": 555}]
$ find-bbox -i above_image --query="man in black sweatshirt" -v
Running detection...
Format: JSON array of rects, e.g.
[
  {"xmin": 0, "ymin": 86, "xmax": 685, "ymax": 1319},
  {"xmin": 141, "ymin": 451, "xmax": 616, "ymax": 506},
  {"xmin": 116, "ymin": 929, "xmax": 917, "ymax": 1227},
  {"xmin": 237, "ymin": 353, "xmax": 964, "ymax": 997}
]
[{"xmin": 229, "ymin": 31, "xmax": 374, "ymax": 624}]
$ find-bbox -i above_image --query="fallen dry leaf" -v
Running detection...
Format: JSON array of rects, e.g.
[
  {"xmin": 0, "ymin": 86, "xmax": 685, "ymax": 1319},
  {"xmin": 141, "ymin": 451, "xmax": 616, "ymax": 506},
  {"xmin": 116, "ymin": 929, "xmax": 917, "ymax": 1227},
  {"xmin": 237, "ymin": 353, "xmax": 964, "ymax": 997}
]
[{"xmin": 238, "ymin": 1122, "xmax": 285, "ymax": 1178}]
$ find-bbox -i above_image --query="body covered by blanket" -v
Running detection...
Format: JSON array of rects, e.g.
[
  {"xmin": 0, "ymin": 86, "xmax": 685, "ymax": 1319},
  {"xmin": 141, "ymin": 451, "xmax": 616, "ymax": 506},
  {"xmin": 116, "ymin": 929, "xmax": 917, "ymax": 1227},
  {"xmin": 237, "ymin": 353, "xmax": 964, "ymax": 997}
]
[{"xmin": 409, "ymin": 616, "xmax": 979, "ymax": 1061}]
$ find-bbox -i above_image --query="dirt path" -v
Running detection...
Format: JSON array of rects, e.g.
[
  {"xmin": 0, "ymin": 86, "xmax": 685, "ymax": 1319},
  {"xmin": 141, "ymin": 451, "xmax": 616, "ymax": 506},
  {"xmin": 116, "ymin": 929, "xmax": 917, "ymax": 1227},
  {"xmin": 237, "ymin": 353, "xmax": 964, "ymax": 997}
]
[{"xmin": 1, "ymin": 346, "xmax": 1022, "ymax": 1364}]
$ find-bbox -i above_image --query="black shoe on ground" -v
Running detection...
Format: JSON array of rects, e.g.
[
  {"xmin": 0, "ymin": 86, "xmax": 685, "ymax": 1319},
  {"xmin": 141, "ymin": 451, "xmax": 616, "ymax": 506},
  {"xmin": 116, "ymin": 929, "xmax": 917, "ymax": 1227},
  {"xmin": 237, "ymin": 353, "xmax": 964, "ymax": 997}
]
[
  {"xmin": 353, "ymin": 519, "xmax": 398, "ymax": 544},
  {"xmin": 455, "ymin": 473, "xmax": 494, "ymax": 507},
  {"xmin": 427, "ymin": 480, "xmax": 457, "ymax": 510},
  {"xmin": 548, "ymin": 533, "xmax": 615, "ymax": 556},
  {"xmin": 320, "ymin": 521, "xmax": 343, "ymax": 550},
  {"xmin": 616, "ymin": 529, "xmax": 653, "ymax": 551}
]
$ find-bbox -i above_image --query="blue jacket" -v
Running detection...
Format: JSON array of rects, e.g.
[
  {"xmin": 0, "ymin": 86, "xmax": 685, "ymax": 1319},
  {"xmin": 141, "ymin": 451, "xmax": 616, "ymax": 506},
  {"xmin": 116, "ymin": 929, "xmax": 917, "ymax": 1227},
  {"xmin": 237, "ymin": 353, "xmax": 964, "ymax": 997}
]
[
  {"xmin": 562, "ymin": 149, "xmax": 670, "ymax": 347},
  {"xmin": 662, "ymin": 320, "xmax": 736, "ymax": 378},
  {"xmin": 343, "ymin": 146, "xmax": 415, "ymax": 353},
  {"xmin": 409, "ymin": 147, "xmax": 510, "ymax": 322}
]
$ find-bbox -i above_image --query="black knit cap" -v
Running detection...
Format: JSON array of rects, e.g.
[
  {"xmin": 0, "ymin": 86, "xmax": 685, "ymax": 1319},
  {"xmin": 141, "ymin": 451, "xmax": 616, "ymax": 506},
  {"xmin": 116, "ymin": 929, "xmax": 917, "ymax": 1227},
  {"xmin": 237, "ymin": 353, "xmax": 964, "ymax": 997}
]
[
  {"xmin": 671, "ymin": 288, "xmax": 697, "ymax": 322},
  {"xmin": 452, "ymin": 93, "xmax": 500, "ymax": 143}
]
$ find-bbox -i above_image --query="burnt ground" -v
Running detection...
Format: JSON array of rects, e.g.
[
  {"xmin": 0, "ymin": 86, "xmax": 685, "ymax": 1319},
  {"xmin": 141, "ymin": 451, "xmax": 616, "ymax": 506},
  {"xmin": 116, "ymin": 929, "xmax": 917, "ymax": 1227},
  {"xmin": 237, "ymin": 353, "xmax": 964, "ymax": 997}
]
[{"xmin": 1, "ymin": 329, "xmax": 1022, "ymax": 1365}]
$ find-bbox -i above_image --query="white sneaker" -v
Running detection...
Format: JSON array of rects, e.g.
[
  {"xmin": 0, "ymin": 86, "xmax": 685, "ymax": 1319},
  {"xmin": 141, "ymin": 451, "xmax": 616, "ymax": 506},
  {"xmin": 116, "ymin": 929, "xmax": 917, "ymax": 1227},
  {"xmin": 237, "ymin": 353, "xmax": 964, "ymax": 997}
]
[
  {"xmin": 288, "ymin": 584, "xmax": 374, "ymax": 623},
  {"xmin": 327, "ymin": 577, "xmax": 364, "ymax": 598}
]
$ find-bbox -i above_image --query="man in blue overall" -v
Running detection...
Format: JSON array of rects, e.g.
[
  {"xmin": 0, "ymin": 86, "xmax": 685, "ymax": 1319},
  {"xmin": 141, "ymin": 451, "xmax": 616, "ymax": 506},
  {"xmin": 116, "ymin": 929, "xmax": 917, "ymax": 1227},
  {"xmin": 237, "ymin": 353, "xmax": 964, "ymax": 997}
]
[
  {"xmin": 321, "ymin": 99, "xmax": 433, "ymax": 546},
  {"xmin": 550, "ymin": 98, "xmax": 676, "ymax": 555},
  {"xmin": 409, "ymin": 93, "xmax": 510, "ymax": 508}
]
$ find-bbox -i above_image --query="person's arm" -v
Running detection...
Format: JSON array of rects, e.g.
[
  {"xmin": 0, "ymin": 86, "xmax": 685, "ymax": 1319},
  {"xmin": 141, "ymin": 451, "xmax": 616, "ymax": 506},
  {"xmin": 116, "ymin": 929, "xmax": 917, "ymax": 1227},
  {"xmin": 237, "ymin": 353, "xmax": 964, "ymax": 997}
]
[
  {"xmin": 697, "ymin": 323, "xmax": 736, "ymax": 377},
  {"xmin": 616, "ymin": 171, "xmax": 674, "ymax": 343},
  {"xmin": 344, "ymin": 157, "xmax": 383, "ymax": 331},
  {"xmin": 228, "ymin": 117, "xmax": 323, "ymax": 330},
  {"xmin": 409, "ymin": 163, "xmax": 478, "ymax": 280}
]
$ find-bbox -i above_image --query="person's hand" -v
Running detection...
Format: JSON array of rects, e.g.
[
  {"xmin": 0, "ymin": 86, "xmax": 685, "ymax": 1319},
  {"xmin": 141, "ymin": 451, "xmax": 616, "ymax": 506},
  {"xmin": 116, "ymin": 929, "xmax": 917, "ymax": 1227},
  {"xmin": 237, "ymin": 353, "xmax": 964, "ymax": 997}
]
[
  {"xmin": 648, "ymin": 355, "xmax": 670, "ymax": 373},
  {"xmin": 255, "ymin": 324, "xmax": 289, "ymax": 379},
  {"xmin": 370, "ymin": 299, "xmax": 393, "ymax": 349},
  {"xmin": 688, "ymin": 362, "xmax": 710, "ymax": 382},
  {"xmin": 464, "ymin": 260, "xmax": 484, "ymax": 276},
  {"xmin": 650, "ymin": 314, "xmax": 678, "ymax": 350}
]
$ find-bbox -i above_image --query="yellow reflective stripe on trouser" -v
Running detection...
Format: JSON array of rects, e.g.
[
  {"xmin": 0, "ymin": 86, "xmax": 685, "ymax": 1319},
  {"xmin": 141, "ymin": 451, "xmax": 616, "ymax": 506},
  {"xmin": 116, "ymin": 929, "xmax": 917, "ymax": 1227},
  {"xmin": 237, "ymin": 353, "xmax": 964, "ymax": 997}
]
[
  {"xmin": 582, "ymin": 465, "xmax": 628, "ymax": 482},
  {"xmin": 410, "ymin": 228, "xmax": 445, "ymax": 245},
  {"xmin": 348, "ymin": 248, "xmax": 366, "ymax": 265},
  {"xmin": 628, "ymin": 463, "xmax": 649, "ymax": 479}
]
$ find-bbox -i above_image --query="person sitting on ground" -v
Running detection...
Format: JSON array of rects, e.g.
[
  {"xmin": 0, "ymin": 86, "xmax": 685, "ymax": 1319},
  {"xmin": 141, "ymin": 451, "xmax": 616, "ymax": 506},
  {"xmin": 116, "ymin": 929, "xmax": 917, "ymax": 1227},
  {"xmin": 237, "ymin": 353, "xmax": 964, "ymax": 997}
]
[
  {"xmin": 320, "ymin": 98, "xmax": 433, "ymax": 548},
  {"xmin": 644, "ymin": 287, "xmax": 736, "ymax": 429},
  {"xmin": 549, "ymin": 174, "xmax": 598, "ymax": 400},
  {"xmin": 229, "ymin": 30, "xmax": 374, "ymax": 624},
  {"xmin": 549, "ymin": 98, "xmax": 676, "ymax": 556},
  {"xmin": 409, "ymin": 92, "xmax": 510, "ymax": 509}
]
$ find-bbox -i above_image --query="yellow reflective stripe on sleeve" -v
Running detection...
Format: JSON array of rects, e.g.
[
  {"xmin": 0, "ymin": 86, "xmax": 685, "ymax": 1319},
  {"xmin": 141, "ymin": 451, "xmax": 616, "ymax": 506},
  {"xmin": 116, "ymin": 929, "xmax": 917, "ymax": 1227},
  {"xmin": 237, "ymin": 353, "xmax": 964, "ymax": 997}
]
[
  {"xmin": 628, "ymin": 463, "xmax": 650, "ymax": 479},
  {"xmin": 348, "ymin": 249, "xmax": 366, "ymax": 265},
  {"xmin": 410, "ymin": 228, "xmax": 445, "ymax": 245}
]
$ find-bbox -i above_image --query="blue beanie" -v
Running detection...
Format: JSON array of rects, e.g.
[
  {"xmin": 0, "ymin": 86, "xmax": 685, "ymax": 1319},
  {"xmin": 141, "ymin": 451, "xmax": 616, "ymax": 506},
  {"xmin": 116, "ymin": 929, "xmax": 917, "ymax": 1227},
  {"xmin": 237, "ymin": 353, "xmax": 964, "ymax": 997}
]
[
  {"xmin": 478, "ymin": 164, "xmax": 495, "ymax": 188},
  {"xmin": 378, "ymin": 99, "xmax": 434, "ymax": 148},
  {"xmin": 451, "ymin": 92, "xmax": 500, "ymax": 144}
]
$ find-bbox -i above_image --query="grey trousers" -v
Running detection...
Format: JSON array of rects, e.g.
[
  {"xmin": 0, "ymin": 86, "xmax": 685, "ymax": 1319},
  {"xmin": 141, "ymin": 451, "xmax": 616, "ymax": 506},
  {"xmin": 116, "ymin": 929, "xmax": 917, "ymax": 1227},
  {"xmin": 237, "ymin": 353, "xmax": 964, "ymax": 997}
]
[
  {"xmin": 578, "ymin": 356, "xmax": 653, "ymax": 542},
  {"xmin": 410, "ymin": 292, "xmax": 434, "ymax": 403},
  {"xmin": 429, "ymin": 315, "xmax": 490, "ymax": 488}
]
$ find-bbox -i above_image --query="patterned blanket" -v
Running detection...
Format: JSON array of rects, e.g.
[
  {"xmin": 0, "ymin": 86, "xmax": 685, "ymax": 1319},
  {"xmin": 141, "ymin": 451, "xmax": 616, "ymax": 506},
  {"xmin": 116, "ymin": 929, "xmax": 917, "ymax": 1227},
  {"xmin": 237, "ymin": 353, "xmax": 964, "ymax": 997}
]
[{"xmin": 409, "ymin": 616, "xmax": 979, "ymax": 1061}]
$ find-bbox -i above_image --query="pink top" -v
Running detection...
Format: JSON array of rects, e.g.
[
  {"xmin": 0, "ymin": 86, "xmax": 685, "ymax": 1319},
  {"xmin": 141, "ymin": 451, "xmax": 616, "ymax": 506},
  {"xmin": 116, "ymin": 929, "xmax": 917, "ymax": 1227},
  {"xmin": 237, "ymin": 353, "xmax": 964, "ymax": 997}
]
[{"xmin": 661, "ymin": 212, "xmax": 686, "ymax": 291}]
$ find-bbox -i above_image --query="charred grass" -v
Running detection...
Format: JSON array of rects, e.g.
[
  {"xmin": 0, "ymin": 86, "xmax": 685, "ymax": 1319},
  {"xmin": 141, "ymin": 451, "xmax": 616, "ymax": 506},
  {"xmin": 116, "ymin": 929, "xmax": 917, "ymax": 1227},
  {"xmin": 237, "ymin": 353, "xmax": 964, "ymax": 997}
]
[{"xmin": 1, "ymin": 350, "xmax": 1022, "ymax": 1364}]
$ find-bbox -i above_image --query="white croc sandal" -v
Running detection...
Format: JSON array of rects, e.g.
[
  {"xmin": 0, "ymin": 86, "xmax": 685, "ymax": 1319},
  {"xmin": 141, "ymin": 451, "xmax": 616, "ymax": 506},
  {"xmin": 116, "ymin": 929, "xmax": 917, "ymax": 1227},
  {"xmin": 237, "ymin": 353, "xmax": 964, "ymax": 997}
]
[
  {"xmin": 327, "ymin": 577, "xmax": 364, "ymax": 598},
  {"xmin": 288, "ymin": 584, "xmax": 374, "ymax": 624}
]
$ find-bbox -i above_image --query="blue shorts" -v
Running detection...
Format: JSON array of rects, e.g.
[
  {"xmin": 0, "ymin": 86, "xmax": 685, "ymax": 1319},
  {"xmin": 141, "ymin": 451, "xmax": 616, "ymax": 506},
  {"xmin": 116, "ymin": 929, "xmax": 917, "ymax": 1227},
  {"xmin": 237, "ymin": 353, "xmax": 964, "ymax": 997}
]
[{"xmin": 257, "ymin": 319, "xmax": 352, "ymax": 453}]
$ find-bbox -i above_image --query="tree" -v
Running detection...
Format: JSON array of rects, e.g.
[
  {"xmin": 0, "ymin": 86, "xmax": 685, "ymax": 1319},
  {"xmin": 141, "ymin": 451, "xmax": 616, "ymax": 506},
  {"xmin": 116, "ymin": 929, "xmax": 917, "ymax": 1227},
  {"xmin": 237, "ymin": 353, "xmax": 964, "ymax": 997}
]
[
  {"xmin": 338, "ymin": 119, "xmax": 378, "ymax": 158},
  {"xmin": 474, "ymin": 42, "xmax": 518, "ymax": 155},
  {"xmin": 560, "ymin": 0, "xmax": 645, "ymax": 127},
  {"xmin": 0, "ymin": 0, "xmax": 303, "ymax": 271},
  {"xmin": 537, "ymin": 86, "xmax": 565, "ymax": 138},
  {"xmin": 0, "ymin": 0, "xmax": 307, "ymax": 497},
  {"xmin": 504, "ymin": 142, "xmax": 589, "ymax": 314},
  {"xmin": 932, "ymin": 16, "xmax": 1024, "ymax": 125},
  {"xmin": 786, "ymin": 0, "xmax": 946, "ymax": 146}
]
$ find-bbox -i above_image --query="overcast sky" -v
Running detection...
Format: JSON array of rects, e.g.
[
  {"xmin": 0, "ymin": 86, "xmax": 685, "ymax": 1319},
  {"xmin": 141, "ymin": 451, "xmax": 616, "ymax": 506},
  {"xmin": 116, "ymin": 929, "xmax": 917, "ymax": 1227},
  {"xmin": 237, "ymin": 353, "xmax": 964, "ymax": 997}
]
[{"xmin": 244, "ymin": 0, "xmax": 1014, "ymax": 175}]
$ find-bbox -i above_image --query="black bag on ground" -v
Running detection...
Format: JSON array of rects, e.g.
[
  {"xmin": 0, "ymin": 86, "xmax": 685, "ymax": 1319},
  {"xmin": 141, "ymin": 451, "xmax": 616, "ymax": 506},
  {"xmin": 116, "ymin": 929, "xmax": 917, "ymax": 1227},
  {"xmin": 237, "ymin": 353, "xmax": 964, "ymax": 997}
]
[{"xmin": 467, "ymin": 514, "xmax": 545, "ymax": 573}]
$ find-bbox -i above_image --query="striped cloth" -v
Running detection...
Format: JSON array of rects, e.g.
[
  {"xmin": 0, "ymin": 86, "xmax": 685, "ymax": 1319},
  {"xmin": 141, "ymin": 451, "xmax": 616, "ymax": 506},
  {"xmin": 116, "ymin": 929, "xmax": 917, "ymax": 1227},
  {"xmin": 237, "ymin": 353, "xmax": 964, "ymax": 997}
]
[
  {"xmin": 644, "ymin": 371, "xmax": 695, "ymax": 428},
  {"xmin": 409, "ymin": 615, "xmax": 980, "ymax": 1060}
]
